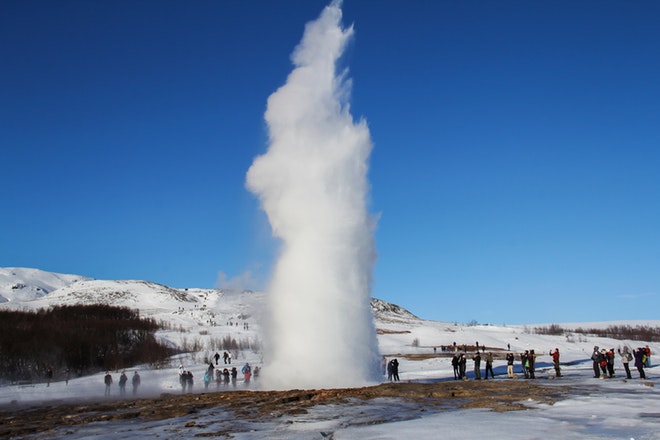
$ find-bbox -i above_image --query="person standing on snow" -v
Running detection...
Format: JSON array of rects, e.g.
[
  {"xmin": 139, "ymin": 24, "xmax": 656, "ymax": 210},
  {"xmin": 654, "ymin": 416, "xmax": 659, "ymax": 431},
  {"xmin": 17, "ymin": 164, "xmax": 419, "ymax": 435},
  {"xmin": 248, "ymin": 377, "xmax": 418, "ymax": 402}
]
[
  {"xmin": 45, "ymin": 367, "xmax": 53, "ymax": 387},
  {"xmin": 132, "ymin": 371, "xmax": 141, "ymax": 395},
  {"xmin": 472, "ymin": 352, "xmax": 481, "ymax": 380},
  {"xmin": 634, "ymin": 348, "xmax": 647, "ymax": 379},
  {"xmin": 591, "ymin": 346, "xmax": 602, "ymax": 378},
  {"xmin": 506, "ymin": 352, "xmax": 515, "ymax": 378},
  {"xmin": 104, "ymin": 371, "xmax": 113, "ymax": 396},
  {"xmin": 242, "ymin": 362, "xmax": 252, "ymax": 385},
  {"xmin": 459, "ymin": 354, "xmax": 467, "ymax": 380},
  {"xmin": 451, "ymin": 354, "xmax": 460, "ymax": 380},
  {"xmin": 528, "ymin": 350, "xmax": 536, "ymax": 379},
  {"xmin": 223, "ymin": 368, "xmax": 230, "ymax": 387},
  {"xmin": 389, "ymin": 359, "xmax": 400, "ymax": 381},
  {"xmin": 549, "ymin": 348, "xmax": 561, "ymax": 377},
  {"xmin": 618, "ymin": 346, "xmax": 633, "ymax": 379},
  {"xmin": 521, "ymin": 351, "xmax": 529, "ymax": 379},
  {"xmin": 118, "ymin": 371, "xmax": 128, "ymax": 396},
  {"xmin": 598, "ymin": 349, "xmax": 608, "ymax": 377},
  {"xmin": 484, "ymin": 352, "xmax": 494, "ymax": 379},
  {"xmin": 606, "ymin": 349, "xmax": 616, "ymax": 378}
]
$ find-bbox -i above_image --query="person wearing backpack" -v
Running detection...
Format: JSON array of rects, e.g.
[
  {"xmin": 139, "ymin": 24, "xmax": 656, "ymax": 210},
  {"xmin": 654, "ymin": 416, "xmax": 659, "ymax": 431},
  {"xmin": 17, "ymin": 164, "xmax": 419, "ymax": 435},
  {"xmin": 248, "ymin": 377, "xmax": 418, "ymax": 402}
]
[
  {"xmin": 633, "ymin": 348, "xmax": 647, "ymax": 379},
  {"xmin": 521, "ymin": 351, "xmax": 529, "ymax": 379},
  {"xmin": 528, "ymin": 350, "xmax": 537, "ymax": 379},
  {"xmin": 606, "ymin": 349, "xmax": 616, "ymax": 378},
  {"xmin": 242, "ymin": 362, "xmax": 252, "ymax": 385}
]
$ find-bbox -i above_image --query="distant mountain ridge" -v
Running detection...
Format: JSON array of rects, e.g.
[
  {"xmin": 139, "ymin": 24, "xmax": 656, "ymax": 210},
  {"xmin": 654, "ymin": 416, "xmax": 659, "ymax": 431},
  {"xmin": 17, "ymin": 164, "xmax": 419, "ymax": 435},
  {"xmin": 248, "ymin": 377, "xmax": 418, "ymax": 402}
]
[
  {"xmin": 0, "ymin": 267, "xmax": 91, "ymax": 303},
  {"xmin": 0, "ymin": 267, "xmax": 418, "ymax": 323}
]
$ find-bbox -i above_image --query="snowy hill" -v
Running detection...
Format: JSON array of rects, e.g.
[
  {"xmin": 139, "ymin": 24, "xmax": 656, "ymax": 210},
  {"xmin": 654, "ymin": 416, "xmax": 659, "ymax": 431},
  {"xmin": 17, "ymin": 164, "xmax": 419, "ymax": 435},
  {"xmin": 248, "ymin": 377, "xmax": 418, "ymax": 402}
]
[
  {"xmin": 0, "ymin": 268, "xmax": 423, "ymax": 355},
  {"xmin": 2, "ymin": 267, "xmax": 658, "ymax": 375},
  {"xmin": 0, "ymin": 267, "xmax": 90, "ymax": 303},
  {"xmin": 371, "ymin": 297, "xmax": 419, "ymax": 322},
  {"xmin": 0, "ymin": 268, "xmax": 417, "ymax": 325},
  {"xmin": 1, "ymin": 268, "xmax": 660, "ymax": 440}
]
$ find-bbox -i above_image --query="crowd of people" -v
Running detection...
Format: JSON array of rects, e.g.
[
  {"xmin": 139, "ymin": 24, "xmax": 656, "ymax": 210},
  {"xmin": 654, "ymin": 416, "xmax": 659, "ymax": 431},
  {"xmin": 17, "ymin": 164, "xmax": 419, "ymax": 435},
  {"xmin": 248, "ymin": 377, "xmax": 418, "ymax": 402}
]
[
  {"xmin": 199, "ymin": 361, "xmax": 259, "ymax": 391},
  {"xmin": 103, "ymin": 370, "xmax": 140, "ymax": 397},
  {"xmin": 590, "ymin": 345, "xmax": 650, "ymax": 380},
  {"xmin": 95, "ymin": 344, "xmax": 652, "ymax": 397},
  {"xmin": 384, "ymin": 344, "xmax": 653, "ymax": 382},
  {"xmin": 99, "ymin": 360, "xmax": 261, "ymax": 397}
]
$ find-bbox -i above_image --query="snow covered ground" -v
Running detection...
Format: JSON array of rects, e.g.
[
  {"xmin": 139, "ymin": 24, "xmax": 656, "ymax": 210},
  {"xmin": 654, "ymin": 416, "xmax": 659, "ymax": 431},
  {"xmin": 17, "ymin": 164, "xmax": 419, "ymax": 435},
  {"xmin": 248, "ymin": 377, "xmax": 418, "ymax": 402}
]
[
  {"xmin": 2, "ymin": 351, "xmax": 658, "ymax": 439},
  {"xmin": 1, "ymin": 268, "xmax": 659, "ymax": 439}
]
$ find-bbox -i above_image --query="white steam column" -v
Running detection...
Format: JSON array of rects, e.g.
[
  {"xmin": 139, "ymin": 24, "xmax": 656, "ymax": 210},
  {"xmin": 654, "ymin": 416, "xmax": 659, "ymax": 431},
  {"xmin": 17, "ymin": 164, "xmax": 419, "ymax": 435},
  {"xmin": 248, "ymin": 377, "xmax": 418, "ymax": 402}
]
[{"xmin": 246, "ymin": 1, "xmax": 380, "ymax": 389}]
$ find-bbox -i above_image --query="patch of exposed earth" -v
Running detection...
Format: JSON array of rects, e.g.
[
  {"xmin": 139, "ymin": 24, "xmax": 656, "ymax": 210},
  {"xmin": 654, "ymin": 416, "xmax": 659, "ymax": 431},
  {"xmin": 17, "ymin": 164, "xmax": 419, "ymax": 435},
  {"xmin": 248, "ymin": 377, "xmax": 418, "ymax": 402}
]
[{"xmin": 0, "ymin": 380, "xmax": 571, "ymax": 438}]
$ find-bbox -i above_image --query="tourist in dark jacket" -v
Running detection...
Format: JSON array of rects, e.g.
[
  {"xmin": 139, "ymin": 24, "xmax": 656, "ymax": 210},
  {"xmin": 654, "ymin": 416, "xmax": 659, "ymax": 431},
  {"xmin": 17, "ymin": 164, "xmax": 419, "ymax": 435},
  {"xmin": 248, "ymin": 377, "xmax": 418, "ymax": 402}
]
[
  {"xmin": 484, "ymin": 352, "xmax": 494, "ymax": 379},
  {"xmin": 506, "ymin": 352, "xmax": 515, "ymax": 378},
  {"xmin": 591, "ymin": 346, "xmax": 602, "ymax": 378},
  {"xmin": 390, "ymin": 359, "xmax": 400, "ymax": 381},
  {"xmin": 104, "ymin": 371, "xmax": 113, "ymax": 396},
  {"xmin": 528, "ymin": 350, "xmax": 536, "ymax": 379},
  {"xmin": 132, "ymin": 371, "xmax": 141, "ymax": 395},
  {"xmin": 459, "ymin": 354, "xmax": 467, "ymax": 380},
  {"xmin": 521, "ymin": 351, "xmax": 529, "ymax": 379},
  {"xmin": 451, "ymin": 354, "xmax": 460, "ymax": 380},
  {"xmin": 634, "ymin": 348, "xmax": 647, "ymax": 379},
  {"xmin": 606, "ymin": 349, "xmax": 616, "ymax": 378},
  {"xmin": 472, "ymin": 352, "xmax": 481, "ymax": 380}
]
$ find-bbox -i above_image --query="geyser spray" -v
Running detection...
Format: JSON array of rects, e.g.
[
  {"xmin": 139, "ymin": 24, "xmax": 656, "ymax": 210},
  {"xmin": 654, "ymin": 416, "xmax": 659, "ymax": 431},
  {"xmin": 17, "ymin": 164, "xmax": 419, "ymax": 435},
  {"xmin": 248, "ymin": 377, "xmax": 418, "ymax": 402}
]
[{"xmin": 246, "ymin": 1, "xmax": 380, "ymax": 389}]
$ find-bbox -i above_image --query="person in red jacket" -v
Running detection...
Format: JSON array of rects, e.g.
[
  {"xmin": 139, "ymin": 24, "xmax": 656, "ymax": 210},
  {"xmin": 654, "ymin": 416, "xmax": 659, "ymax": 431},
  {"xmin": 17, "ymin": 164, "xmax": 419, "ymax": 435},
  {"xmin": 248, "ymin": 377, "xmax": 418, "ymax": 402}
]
[{"xmin": 549, "ymin": 348, "xmax": 561, "ymax": 377}]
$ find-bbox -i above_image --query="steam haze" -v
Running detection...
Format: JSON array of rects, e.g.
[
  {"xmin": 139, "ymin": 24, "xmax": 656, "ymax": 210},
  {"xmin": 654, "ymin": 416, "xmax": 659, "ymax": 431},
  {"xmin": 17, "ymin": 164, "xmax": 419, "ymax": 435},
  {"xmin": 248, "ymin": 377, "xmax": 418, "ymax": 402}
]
[{"xmin": 246, "ymin": 2, "xmax": 380, "ymax": 389}]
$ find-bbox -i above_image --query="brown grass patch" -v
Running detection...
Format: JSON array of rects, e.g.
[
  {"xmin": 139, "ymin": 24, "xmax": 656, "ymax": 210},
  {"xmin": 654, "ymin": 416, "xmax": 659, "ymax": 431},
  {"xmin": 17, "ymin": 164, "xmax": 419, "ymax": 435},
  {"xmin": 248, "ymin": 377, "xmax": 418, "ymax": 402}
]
[{"xmin": 0, "ymin": 380, "xmax": 571, "ymax": 437}]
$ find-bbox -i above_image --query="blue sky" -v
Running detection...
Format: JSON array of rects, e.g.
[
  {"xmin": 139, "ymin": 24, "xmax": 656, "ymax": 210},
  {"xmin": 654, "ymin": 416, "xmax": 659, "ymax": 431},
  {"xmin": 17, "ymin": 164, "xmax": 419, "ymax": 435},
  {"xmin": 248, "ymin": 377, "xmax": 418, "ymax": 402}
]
[{"xmin": 2, "ymin": 0, "xmax": 659, "ymax": 324}]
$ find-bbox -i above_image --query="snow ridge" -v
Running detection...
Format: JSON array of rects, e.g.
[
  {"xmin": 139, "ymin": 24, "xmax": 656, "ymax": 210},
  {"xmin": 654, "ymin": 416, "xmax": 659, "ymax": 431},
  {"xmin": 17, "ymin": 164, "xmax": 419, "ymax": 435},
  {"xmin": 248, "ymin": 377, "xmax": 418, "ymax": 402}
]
[
  {"xmin": 0, "ymin": 268, "xmax": 414, "ymax": 324},
  {"xmin": 0, "ymin": 267, "xmax": 90, "ymax": 303}
]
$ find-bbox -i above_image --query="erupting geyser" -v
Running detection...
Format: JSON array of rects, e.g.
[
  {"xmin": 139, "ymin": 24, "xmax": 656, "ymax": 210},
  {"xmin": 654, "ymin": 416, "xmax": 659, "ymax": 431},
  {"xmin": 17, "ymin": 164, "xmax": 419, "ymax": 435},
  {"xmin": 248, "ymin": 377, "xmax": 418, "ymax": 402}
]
[{"xmin": 246, "ymin": 1, "xmax": 380, "ymax": 389}]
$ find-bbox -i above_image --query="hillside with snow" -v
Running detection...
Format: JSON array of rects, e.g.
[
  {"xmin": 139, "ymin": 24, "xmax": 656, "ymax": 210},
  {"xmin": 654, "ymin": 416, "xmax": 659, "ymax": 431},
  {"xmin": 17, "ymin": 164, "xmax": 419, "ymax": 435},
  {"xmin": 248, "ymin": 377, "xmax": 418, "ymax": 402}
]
[
  {"xmin": 1, "ymin": 267, "xmax": 658, "ymax": 371},
  {"xmin": 0, "ymin": 268, "xmax": 90, "ymax": 303},
  {"xmin": 1, "ymin": 267, "xmax": 659, "ymax": 439}
]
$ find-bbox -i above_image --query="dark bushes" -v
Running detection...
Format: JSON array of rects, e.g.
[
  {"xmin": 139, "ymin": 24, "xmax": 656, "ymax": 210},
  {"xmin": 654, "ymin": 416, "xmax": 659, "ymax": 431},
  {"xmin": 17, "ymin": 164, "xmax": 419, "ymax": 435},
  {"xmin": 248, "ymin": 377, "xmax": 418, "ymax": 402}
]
[
  {"xmin": 0, "ymin": 305, "xmax": 173, "ymax": 383},
  {"xmin": 533, "ymin": 323, "xmax": 660, "ymax": 342},
  {"xmin": 572, "ymin": 324, "xmax": 660, "ymax": 342}
]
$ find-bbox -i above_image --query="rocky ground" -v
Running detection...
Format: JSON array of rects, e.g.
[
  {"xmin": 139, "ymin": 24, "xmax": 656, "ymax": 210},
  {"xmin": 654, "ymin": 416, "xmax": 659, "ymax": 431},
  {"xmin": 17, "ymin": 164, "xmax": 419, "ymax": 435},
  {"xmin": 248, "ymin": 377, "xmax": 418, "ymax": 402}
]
[{"xmin": 0, "ymin": 380, "xmax": 571, "ymax": 438}]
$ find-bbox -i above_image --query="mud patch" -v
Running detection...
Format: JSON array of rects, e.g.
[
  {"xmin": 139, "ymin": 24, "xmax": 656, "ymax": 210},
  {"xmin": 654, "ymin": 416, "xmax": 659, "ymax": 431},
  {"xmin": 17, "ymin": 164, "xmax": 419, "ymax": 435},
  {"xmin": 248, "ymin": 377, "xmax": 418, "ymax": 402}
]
[{"xmin": 0, "ymin": 380, "xmax": 570, "ymax": 438}]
